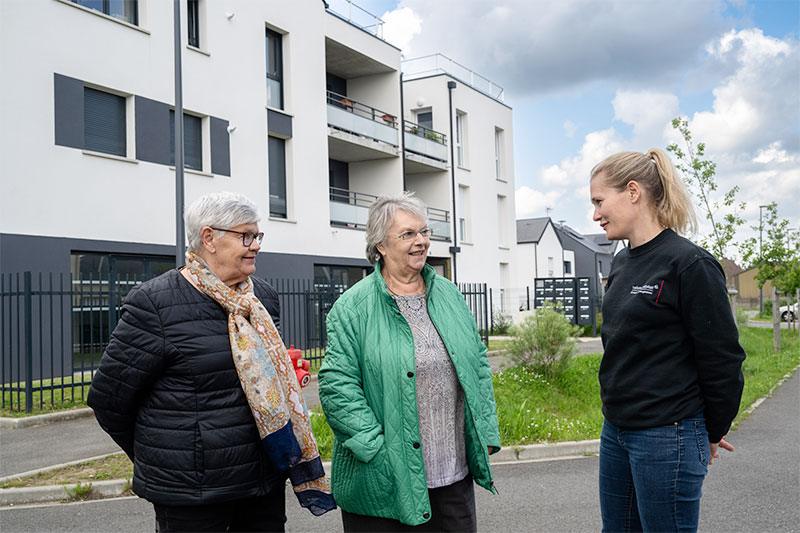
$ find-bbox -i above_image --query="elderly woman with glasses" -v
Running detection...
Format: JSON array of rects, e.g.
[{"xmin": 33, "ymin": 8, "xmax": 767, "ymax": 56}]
[
  {"xmin": 319, "ymin": 192, "xmax": 500, "ymax": 532},
  {"xmin": 88, "ymin": 191, "xmax": 335, "ymax": 533}
]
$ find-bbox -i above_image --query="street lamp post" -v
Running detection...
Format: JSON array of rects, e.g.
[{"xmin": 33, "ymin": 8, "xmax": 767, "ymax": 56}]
[
  {"xmin": 758, "ymin": 204, "xmax": 769, "ymax": 314},
  {"xmin": 173, "ymin": 0, "xmax": 185, "ymax": 267}
]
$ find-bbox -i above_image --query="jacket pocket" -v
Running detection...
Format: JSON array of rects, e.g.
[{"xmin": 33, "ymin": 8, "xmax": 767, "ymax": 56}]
[
  {"xmin": 694, "ymin": 420, "xmax": 710, "ymax": 467},
  {"xmin": 334, "ymin": 442, "xmax": 394, "ymax": 515}
]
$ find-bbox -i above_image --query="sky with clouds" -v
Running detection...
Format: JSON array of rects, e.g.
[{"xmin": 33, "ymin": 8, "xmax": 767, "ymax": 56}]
[{"xmin": 334, "ymin": 0, "xmax": 799, "ymax": 254}]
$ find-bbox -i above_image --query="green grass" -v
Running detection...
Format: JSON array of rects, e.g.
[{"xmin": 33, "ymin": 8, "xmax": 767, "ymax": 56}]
[
  {"xmin": 488, "ymin": 339, "xmax": 513, "ymax": 352},
  {"xmin": 1, "ymin": 372, "xmax": 93, "ymax": 417},
  {"xmin": 0, "ymin": 453, "xmax": 132, "ymax": 489}
]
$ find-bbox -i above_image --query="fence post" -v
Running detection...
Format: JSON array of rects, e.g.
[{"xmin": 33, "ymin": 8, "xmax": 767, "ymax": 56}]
[
  {"xmin": 482, "ymin": 283, "xmax": 489, "ymax": 346},
  {"xmin": 526, "ymin": 286, "xmax": 530, "ymax": 311},
  {"xmin": 772, "ymin": 287, "xmax": 780, "ymax": 353},
  {"xmin": 24, "ymin": 271, "xmax": 33, "ymax": 413}
]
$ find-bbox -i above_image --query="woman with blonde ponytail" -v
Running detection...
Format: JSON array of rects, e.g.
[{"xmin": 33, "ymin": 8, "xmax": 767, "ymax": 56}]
[{"xmin": 590, "ymin": 149, "xmax": 745, "ymax": 532}]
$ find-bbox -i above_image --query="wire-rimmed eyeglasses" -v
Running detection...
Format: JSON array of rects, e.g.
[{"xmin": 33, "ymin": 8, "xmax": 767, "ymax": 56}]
[{"xmin": 397, "ymin": 228, "xmax": 433, "ymax": 241}]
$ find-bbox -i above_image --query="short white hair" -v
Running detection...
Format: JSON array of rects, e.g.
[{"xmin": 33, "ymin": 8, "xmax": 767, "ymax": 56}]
[
  {"xmin": 365, "ymin": 192, "xmax": 428, "ymax": 263},
  {"xmin": 185, "ymin": 192, "xmax": 260, "ymax": 251}
]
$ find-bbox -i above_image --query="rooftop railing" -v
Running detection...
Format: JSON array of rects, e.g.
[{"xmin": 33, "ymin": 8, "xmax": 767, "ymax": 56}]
[
  {"xmin": 325, "ymin": 0, "xmax": 385, "ymax": 40},
  {"xmin": 402, "ymin": 53, "xmax": 505, "ymax": 102}
]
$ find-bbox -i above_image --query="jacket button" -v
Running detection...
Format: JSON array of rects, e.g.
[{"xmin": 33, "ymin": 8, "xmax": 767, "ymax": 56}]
[
  {"xmin": 412, "ymin": 442, "xmax": 420, "ymax": 449},
  {"xmin": 407, "ymin": 371, "xmax": 414, "ymax": 378},
  {"xmin": 423, "ymin": 512, "xmax": 430, "ymax": 520}
]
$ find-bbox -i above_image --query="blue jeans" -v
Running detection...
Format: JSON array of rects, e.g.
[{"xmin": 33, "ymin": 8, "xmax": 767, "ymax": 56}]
[{"xmin": 599, "ymin": 415, "xmax": 710, "ymax": 532}]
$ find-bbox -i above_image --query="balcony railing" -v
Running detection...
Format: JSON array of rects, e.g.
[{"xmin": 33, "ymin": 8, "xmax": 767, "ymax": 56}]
[
  {"xmin": 403, "ymin": 120, "xmax": 449, "ymax": 163},
  {"xmin": 325, "ymin": 0, "xmax": 385, "ymax": 40},
  {"xmin": 330, "ymin": 187, "xmax": 451, "ymax": 242},
  {"xmin": 402, "ymin": 53, "xmax": 505, "ymax": 102},
  {"xmin": 327, "ymin": 90, "xmax": 399, "ymax": 147},
  {"xmin": 427, "ymin": 207, "xmax": 451, "ymax": 241}
]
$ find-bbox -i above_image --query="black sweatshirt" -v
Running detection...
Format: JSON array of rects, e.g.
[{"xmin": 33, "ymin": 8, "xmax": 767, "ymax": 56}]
[{"xmin": 600, "ymin": 229, "xmax": 745, "ymax": 443}]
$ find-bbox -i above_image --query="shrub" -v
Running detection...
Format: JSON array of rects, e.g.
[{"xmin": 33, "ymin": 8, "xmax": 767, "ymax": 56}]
[
  {"xmin": 508, "ymin": 303, "xmax": 581, "ymax": 377},
  {"xmin": 735, "ymin": 307, "xmax": 749, "ymax": 328},
  {"xmin": 491, "ymin": 311, "xmax": 513, "ymax": 335}
]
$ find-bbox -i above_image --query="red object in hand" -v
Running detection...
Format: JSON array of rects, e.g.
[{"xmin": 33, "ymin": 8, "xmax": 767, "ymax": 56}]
[{"xmin": 287, "ymin": 345, "xmax": 310, "ymax": 388}]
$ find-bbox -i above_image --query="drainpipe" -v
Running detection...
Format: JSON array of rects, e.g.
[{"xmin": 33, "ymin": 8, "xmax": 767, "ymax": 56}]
[
  {"xmin": 447, "ymin": 80, "xmax": 459, "ymax": 282},
  {"xmin": 399, "ymin": 71, "xmax": 407, "ymax": 192},
  {"xmin": 173, "ymin": 0, "xmax": 185, "ymax": 267}
]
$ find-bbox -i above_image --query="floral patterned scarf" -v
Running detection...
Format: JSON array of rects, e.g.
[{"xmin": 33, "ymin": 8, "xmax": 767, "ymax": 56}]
[{"xmin": 184, "ymin": 251, "xmax": 335, "ymax": 516}]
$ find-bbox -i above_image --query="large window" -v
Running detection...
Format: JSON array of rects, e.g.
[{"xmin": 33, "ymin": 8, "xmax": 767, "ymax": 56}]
[
  {"xmin": 314, "ymin": 265, "xmax": 369, "ymax": 291},
  {"xmin": 269, "ymin": 136, "xmax": 287, "ymax": 218},
  {"xmin": 455, "ymin": 110, "xmax": 467, "ymax": 167},
  {"xmin": 265, "ymin": 28, "xmax": 284, "ymax": 109},
  {"xmin": 458, "ymin": 184, "xmax": 471, "ymax": 242},
  {"xmin": 417, "ymin": 110, "xmax": 433, "ymax": 130},
  {"xmin": 564, "ymin": 261, "xmax": 572, "ymax": 275},
  {"xmin": 495, "ymin": 127, "xmax": 504, "ymax": 179},
  {"xmin": 84, "ymin": 87, "xmax": 126, "ymax": 156},
  {"xmin": 170, "ymin": 111, "xmax": 203, "ymax": 171},
  {"xmin": 73, "ymin": 0, "xmax": 138, "ymax": 25},
  {"xmin": 187, "ymin": 0, "xmax": 200, "ymax": 47}
]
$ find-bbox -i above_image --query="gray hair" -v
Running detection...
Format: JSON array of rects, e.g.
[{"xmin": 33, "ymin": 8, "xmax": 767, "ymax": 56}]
[
  {"xmin": 185, "ymin": 191, "xmax": 260, "ymax": 251},
  {"xmin": 365, "ymin": 192, "xmax": 428, "ymax": 263}
]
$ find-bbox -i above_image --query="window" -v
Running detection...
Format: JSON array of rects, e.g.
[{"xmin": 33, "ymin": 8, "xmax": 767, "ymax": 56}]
[
  {"xmin": 564, "ymin": 261, "xmax": 572, "ymax": 274},
  {"xmin": 455, "ymin": 110, "xmax": 467, "ymax": 167},
  {"xmin": 269, "ymin": 136, "xmax": 287, "ymax": 218},
  {"xmin": 84, "ymin": 87, "xmax": 126, "ymax": 156},
  {"xmin": 458, "ymin": 184, "xmax": 471, "ymax": 242},
  {"xmin": 169, "ymin": 111, "xmax": 203, "ymax": 171},
  {"xmin": 497, "ymin": 195, "xmax": 507, "ymax": 246},
  {"xmin": 314, "ymin": 265, "xmax": 369, "ymax": 291},
  {"xmin": 547, "ymin": 257, "xmax": 554, "ymax": 277},
  {"xmin": 73, "ymin": 0, "xmax": 138, "ymax": 25},
  {"xmin": 187, "ymin": 0, "xmax": 200, "ymax": 47},
  {"xmin": 417, "ymin": 110, "xmax": 432, "ymax": 130},
  {"xmin": 495, "ymin": 127, "xmax": 504, "ymax": 179},
  {"xmin": 265, "ymin": 28, "xmax": 283, "ymax": 109}
]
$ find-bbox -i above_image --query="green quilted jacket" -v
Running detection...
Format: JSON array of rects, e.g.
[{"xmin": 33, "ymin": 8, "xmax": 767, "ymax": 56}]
[{"xmin": 318, "ymin": 263, "xmax": 501, "ymax": 526}]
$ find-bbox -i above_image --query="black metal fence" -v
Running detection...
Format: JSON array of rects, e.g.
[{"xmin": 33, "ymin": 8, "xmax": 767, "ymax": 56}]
[{"xmin": 1, "ymin": 272, "xmax": 489, "ymax": 412}]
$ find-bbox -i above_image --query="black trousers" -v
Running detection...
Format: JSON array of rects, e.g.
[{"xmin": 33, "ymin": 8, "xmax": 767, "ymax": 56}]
[
  {"xmin": 153, "ymin": 489, "xmax": 287, "ymax": 533},
  {"xmin": 341, "ymin": 475, "xmax": 477, "ymax": 533}
]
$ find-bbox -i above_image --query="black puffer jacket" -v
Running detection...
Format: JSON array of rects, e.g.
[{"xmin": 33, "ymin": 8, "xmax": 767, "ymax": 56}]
[{"xmin": 87, "ymin": 269, "xmax": 284, "ymax": 505}]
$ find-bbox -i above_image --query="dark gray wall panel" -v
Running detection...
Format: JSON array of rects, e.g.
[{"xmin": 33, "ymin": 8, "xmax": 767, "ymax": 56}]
[
  {"xmin": 210, "ymin": 117, "xmax": 231, "ymax": 176},
  {"xmin": 53, "ymin": 74, "xmax": 84, "ymax": 149},
  {"xmin": 135, "ymin": 96, "xmax": 172, "ymax": 165},
  {"xmin": 256, "ymin": 251, "xmax": 369, "ymax": 281},
  {"xmin": 267, "ymin": 109, "xmax": 292, "ymax": 139}
]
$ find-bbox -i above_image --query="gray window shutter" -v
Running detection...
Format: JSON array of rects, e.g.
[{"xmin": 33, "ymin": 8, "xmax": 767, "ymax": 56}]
[
  {"xmin": 84, "ymin": 88, "xmax": 126, "ymax": 156},
  {"xmin": 210, "ymin": 117, "xmax": 231, "ymax": 176},
  {"xmin": 54, "ymin": 74, "xmax": 84, "ymax": 149}
]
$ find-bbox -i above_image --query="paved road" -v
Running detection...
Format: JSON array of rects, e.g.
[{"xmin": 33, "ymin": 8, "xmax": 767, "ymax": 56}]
[
  {"xmin": 0, "ymin": 341, "xmax": 603, "ymax": 479},
  {"xmin": 3, "ymin": 370, "xmax": 796, "ymax": 532}
]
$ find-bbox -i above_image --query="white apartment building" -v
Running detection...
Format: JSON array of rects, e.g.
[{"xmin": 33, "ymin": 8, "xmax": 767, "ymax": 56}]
[{"xmin": 0, "ymin": 0, "xmax": 517, "ymax": 292}]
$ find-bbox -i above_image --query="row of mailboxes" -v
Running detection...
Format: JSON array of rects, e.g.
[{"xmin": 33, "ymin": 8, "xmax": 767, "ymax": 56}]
[{"xmin": 533, "ymin": 277, "xmax": 593, "ymax": 325}]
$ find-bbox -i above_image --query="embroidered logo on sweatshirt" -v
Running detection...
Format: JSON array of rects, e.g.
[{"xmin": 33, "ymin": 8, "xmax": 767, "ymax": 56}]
[
  {"xmin": 630, "ymin": 284, "xmax": 659, "ymax": 295},
  {"xmin": 630, "ymin": 280, "xmax": 665, "ymax": 303}
]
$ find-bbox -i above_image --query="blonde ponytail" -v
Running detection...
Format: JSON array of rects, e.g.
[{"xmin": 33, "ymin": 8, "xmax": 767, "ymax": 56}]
[{"xmin": 590, "ymin": 148, "xmax": 696, "ymax": 234}]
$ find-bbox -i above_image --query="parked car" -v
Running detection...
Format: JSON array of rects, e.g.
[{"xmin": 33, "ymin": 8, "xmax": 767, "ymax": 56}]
[{"xmin": 779, "ymin": 302, "xmax": 798, "ymax": 322}]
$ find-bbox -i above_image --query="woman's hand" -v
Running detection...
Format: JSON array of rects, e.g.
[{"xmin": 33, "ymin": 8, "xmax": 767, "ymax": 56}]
[{"xmin": 709, "ymin": 437, "xmax": 735, "ymax": 465}]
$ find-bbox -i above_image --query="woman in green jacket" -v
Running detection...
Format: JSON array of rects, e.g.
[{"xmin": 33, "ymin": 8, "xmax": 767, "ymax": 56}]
[{"xmin": 319, "ymin": 193, "xmax": 501, "ymax": 532}]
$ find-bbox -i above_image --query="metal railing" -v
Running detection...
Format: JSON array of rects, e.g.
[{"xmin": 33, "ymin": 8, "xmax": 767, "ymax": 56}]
[
  {"xmin": 1, "ymin": 270, "xmax": 489, "ymax": 412},
  {"xmin": 402, "ymin": 53, "xmax": 505, "ymax": 102},
  {"xmin": 427, "ymin": 207, "xmax": 451, "ymax": 241},
  {"xmin": 325, "ymin": 0, "xmax": 385, "ymax": 40},
  {"xmin": 403, "ymin": 120, "xmax": 447, "ymax": 145},
  {"xmin": 326, "ymin": 90, "xmax": 397, "ymax": 128}
]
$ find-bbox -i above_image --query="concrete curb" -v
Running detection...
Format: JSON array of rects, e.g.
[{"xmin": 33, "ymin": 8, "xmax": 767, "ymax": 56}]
[
  {"xmin": 0, "ymin": 440, "xmax": 599, "ymax": 507},
  {"xmin": 0, "ymin": 479, "xmax": 129, "ymax": 506},
  {"xmin": 0, "ymin": 407, "xmax": 94, "ymax": 429},
  {"xmin": 0, "ymin": 451, "xmax": 126, "ymax": 485}
]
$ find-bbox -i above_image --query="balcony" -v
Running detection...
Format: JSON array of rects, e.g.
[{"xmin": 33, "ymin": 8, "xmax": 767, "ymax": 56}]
[
  {"xmin": 330, "ymin": 187, "xmax": 450, "ymax": 242},
  {"xmin": 403, "ymin": 120, "xmax": 449, "ymax": 173},
  {"xmin": 327, "ymin": 91, "xmax": 399, "ymax": 161}
]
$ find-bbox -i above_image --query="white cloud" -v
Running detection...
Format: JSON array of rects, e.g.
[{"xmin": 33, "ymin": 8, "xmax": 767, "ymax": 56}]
[
  {"xmin": 381, "ymin": 7, "xmax": 422, "ymax": 55},
  {"xmin": 515, "ymin": 187, "xmax": 563, "ymax": 219},
  {"xmin": 535, "ymin": 128, "xmax": 625, "ymax": 188},
  {"xmin": 563, "ymin": 120, "xmax": 577, "ymax": 138},
  {"xmin": 753, "ymin": 142, "xmax": 795, "ymax": 164},
  {"xmin": 690, "ymin": 29, "xmax": 799, "ymax": 155},
  {"xmin": 398, "ymin": 0, "xmax": 727, "ymax": 95},
  {"xmin": 612, "ymin": 90, "xmax": 679, "ymax": 145}
]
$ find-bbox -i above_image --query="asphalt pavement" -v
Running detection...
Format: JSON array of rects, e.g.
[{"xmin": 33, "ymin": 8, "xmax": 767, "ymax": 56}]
[{"xmin": 2, "ymin": 367, "xmax": 796, "ymax": 533}]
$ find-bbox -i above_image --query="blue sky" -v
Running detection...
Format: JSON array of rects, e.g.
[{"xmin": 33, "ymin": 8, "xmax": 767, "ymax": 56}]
[{"xmin": 336, "ymin": 0, "xmax": 799, "ymax": 251}]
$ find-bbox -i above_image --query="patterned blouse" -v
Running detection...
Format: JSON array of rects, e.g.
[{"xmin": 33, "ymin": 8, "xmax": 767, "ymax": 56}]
[{"xmin": 392, "ymin": 292, "xmax": 468, "ymax": 488}]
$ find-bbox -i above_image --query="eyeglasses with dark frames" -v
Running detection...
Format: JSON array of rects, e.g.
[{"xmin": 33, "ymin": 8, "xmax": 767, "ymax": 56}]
[
  {"xmin": 397, "ymin": 227, "xmax": 433, "ymax": 241},
  {"xmin": 210, "ymin": 227, "xmax": 264, "ymax": 247}
]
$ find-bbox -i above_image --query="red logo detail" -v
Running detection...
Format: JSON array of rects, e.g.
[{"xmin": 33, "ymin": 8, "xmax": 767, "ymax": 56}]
[{"xmin": 655, "ymin": 280, "xmax": 665, "ymax": 304}]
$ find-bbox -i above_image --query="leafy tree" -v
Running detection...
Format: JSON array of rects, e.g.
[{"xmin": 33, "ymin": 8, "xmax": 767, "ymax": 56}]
[
  {"xmin": 667, "ymin": 118, "xmax": 746, "ymax": 262},
  {"xmin": 742, "ymin": 203, "xmax": 800, "ymax": 294}
]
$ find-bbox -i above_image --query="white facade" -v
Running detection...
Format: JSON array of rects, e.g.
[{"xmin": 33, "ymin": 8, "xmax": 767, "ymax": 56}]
[{"xmin": 0, "ymin": 0, "xmax": 518, "ymax": 289}]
